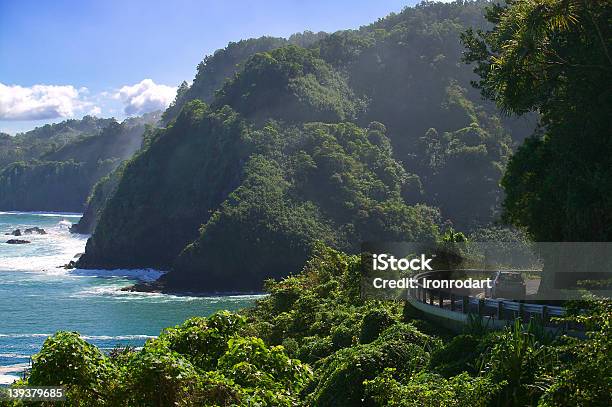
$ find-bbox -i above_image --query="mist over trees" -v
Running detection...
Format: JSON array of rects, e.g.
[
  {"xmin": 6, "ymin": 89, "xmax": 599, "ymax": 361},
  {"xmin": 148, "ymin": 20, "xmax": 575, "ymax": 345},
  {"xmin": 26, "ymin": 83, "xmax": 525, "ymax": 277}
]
[
  {"xmin": 77, "ymin": 0, "xmax": 535, "ymax": 291},
  {"xmin": 162, "ymin": 32, "xmax": 328, "ymax": 124},
  {"xmin": 0, "ymin": 113, "xmax": 160, "ymax": 212},
  {"xmin": 0, "ymin": 116, "xmax": 115, "ymax": 169}
]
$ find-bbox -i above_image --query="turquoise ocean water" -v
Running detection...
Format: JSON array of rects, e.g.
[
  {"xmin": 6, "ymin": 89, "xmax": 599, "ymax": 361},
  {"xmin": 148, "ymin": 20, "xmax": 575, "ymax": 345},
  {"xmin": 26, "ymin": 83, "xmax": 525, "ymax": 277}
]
[{"xmin": 0, "ymin": 212, "xmax": 258, "ymax": 384}]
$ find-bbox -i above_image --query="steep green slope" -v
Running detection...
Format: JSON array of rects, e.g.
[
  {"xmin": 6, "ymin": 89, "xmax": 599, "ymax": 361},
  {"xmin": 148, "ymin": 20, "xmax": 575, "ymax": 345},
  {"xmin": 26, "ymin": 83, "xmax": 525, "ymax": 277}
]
[
  {"xmin": 166, "ymin": 120, "xmax": 438, "ymax": 291},
  {"xmin": 76, "ymin": 37, "xmax": 331, "ymax": 232},
  {"xmin": 79, "ymin": 100, "xmax": 437, "ymax": 278},
  {"xmin": 79, "ymin": 103, "xmax": 249, "ymax": 268}
]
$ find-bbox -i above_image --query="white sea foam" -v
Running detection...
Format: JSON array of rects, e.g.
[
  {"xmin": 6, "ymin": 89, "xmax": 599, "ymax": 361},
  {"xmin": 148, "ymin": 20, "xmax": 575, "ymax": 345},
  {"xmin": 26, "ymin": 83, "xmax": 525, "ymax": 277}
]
[
  {"xmin": 0, "ymin": 333, "xmax": 155, "ymax": 341},
  {"xmin": 0, "ymin": 374, "xmax": 20, "ymax": 384},
  {"xmin": 0, "ymin": 362, "xmax": 29, "ymax": 372},
  {"xmin": 0, "ymin": 362, "xmax": 28, "ymax": 384},
  {"xmin": 0, "ymin": 219, "xmax": 88, "ymax": 273},
  {"xmin": 72, "ymin": 283, "xmax": 265, "ymax": 302}
]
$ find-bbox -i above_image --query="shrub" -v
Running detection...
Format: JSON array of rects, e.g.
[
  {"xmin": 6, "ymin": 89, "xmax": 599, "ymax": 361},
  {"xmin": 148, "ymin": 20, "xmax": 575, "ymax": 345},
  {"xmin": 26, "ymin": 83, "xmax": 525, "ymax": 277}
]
[
  {"xmin": 310, "ymin": 324, "xmax": 433, "ymax": 406},
  {"xmin": 160, "ymin": 311, "xmax": 246, "ymax": 370},
  {"xmin": 29, "ymin": 332, "xmax": 113, "ymax": 404},
  {"xmin": 538, "ymin": 298, "xmax": 612, "ymax": 406},
  {"xmin": 478, "ymin": 319, "xmax": 556, "ymax": 406},
  {"xmin": 359, "ymin": 307, "xmax": 397, "ymax": 344},
  {"xmin": 298, "ymin": 336, "xmax": 335, "ymax": 364},
  {"xmin": 364, "ymin": 369, "xmax": 502, "ymax": 407},
  {"xmin": 218, "ymin": 336, "xmax": 312, "ymax": 394},
  {"xmin": 123, "ymin": 346, "xmax": 200, "ymax": 407},
  {"xmin": 429, "ymin": 334, "xmax": 481, "ymax": 377},
  {"xmin": 331, "ymin": 324, "xmax": 356, "ymax": 350}
]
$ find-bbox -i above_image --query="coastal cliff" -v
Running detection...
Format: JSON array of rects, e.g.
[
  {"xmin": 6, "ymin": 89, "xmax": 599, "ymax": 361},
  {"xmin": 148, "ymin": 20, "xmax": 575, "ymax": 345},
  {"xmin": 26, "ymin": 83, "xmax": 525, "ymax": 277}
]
[{"xmin": 77, "ymin": 1, "xmax": 531, "ymax": 292}]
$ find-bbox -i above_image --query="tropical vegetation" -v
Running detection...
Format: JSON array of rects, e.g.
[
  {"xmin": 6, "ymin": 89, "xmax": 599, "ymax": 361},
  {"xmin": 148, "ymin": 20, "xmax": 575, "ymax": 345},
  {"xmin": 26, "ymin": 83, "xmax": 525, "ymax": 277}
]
[{"xmin": 6, "ymin": 245, "xmax": 611, "ymax": 406}]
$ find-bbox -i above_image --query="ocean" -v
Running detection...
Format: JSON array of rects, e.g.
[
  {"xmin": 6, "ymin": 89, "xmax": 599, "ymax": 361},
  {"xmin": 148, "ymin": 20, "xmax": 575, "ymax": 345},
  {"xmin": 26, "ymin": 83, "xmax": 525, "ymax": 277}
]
[{"xmin": 0, "ymin": 212, "xmax": 259, "ymax": 384}]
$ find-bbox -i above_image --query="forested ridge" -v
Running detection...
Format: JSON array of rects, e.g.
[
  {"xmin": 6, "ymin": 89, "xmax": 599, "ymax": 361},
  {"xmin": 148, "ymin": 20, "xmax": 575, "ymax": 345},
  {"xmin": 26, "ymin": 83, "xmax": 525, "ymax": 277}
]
[
  {"xmin": 0, "ymin": 113, "xmax": 160, "ymax": 212},
  {"xmin": 0, "ymin": 116, "xmax": 115, "ymax": 168},
  {"xmin": 77, "ymin": 0, "xmax": 535, "ymax": 292}
]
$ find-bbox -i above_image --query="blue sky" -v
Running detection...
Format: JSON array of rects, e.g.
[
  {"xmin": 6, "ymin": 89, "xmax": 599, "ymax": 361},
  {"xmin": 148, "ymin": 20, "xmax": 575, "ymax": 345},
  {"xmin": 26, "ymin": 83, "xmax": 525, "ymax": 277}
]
[{"xmin": 0, "ymin": 0, "xmax": 432, "ymax": 134}]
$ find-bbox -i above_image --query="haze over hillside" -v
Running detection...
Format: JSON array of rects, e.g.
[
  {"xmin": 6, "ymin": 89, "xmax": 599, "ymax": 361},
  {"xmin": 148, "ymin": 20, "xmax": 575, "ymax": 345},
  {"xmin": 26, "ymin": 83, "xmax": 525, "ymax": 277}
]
[
  {"xmin": 0, "ymin": 112, "xmax": 160, "ymax": 212},
  {"xmin": 74, "ymin": 0, "xmax": 535, "ymax": 292}
]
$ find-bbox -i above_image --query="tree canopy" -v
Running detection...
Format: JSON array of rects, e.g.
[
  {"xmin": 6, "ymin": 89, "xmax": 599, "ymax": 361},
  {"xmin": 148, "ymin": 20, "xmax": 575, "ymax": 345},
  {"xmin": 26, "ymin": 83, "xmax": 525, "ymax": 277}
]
[{"xmin": 462, "ymin": 0, "xmax": 612, "ymax": 242}]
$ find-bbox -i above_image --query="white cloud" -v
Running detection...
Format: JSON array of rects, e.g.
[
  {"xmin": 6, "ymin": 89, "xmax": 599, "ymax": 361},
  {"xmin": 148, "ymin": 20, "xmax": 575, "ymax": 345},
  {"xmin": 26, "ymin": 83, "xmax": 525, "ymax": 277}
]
[
  {"xmin": 88, "ymin": 106, "xmax": 102, "ymax": 116},
  {"xmin": 115, "ymin": 79, "xmax": 176, "ymax": 116},
  {"xmin": 0, "ymin": 83, "xmax": 91, "ymax": 121}
]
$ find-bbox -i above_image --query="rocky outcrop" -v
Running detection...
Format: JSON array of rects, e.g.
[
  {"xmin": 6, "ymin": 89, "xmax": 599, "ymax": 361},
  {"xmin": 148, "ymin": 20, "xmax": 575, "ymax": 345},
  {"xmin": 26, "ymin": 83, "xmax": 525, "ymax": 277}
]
[
  {"xmin": 6, "ymin": 227, "xmax": 47, "ymax": 236},
  {"xmin": 24, "ymin": 227, "xmax": 46, "ymax": 235},
  {"xmin": 6, "ymin": 229, "xmax": 21, "ymax": 236},
  {"xmin": 6, "ymin": 239, "xmax": 30, "ymax": 244}
]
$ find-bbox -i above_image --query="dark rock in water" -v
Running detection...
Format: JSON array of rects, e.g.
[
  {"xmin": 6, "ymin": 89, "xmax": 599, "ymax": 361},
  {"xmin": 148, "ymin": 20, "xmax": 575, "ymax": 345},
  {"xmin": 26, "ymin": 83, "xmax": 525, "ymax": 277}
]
[
  {"xmin": 5, "ymin": 227, "xmax": 46, "ymax": 236},
  {"xmin": 24, "ymin": 227, "xmax": 47, "ymax": 235},
  {"xmin": 121, "ymin": 281, "xmax": 165, "ymax": 293},
  {"xmin": 6, "ymin": 239, "xmax": 30, "ymax": 244}
]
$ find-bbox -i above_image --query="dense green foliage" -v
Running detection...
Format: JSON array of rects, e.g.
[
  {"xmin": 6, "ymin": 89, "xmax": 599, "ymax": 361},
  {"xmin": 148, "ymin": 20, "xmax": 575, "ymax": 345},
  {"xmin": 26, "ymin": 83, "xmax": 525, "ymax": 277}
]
[
  {"xmin": 16, "ymin": 246, "xmax": 612, "ymax": 406},
  {"xmin": 161, "ymin": 36, "xmax": 289, "ymax": 124},
  {"xmin": 79, "ymin": 104, "xmax": 250, "ymax": 268},
  {"xmin": 213, "ymin": 45, "xmax": 364, "ymax": 125},
  {"xmin": 167, "ymin": 118, "xmax": 438, "ymax": 290},
  {"xmin": 0, "ymin": 113, "xmax": 159, "ymax": 212}
]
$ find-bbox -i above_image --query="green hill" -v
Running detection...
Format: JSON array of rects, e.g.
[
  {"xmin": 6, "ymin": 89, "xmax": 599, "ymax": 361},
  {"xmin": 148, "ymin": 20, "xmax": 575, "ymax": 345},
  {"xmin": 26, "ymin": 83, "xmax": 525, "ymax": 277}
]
[{"xmin": 76, "ymin": 0, "xmax": 534, "ymax": 292}]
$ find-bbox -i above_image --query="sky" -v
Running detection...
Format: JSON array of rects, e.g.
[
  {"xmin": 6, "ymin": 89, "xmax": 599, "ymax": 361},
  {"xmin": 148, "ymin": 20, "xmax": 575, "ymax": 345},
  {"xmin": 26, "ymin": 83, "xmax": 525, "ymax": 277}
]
[{"xmin": 0, "ymin": 0, "xmax": 439, "ymax": 134}]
